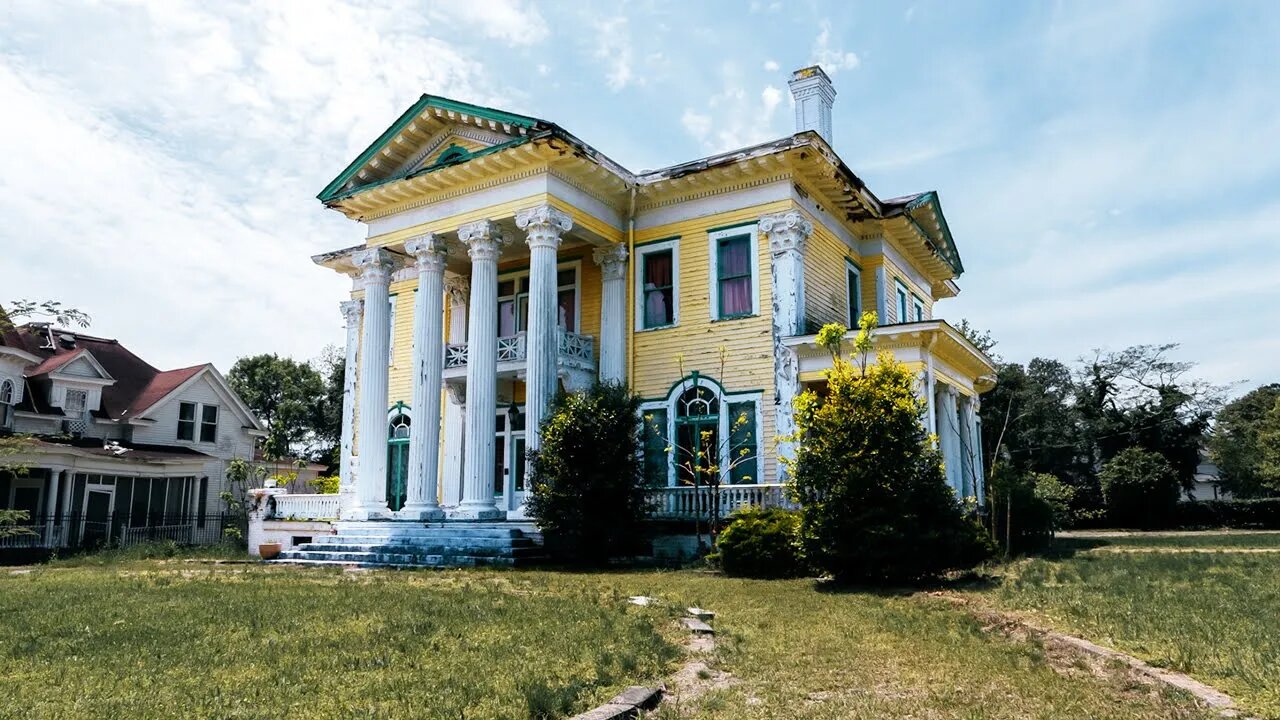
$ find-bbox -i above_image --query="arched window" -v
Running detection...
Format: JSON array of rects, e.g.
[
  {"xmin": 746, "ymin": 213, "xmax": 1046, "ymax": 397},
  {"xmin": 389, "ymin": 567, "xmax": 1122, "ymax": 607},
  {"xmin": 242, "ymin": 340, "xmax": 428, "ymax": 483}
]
[
  {"xmin": 640, "ymin": 373, "xmax": 761, "ymax": 488},
  {"xmin": 0, "ymin": 379, "xmax": 13, "ymax": 430},
  {"xmin": 386, "ymin": 402, "xmax": 411, "ymax": 512}
]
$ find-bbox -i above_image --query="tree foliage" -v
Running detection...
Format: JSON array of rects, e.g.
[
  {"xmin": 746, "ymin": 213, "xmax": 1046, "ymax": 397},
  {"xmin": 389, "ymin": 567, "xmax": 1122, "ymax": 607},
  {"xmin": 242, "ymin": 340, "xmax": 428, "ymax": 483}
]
[
  {"xmin": 228, "ymin": 353, "xmax": 333, "ymax": 461},
  {"xmin": 1210, "ymin": 384, "xmax": 1280, "ymax": 497},
  {"xmin": 1100, "ymin": 447, "xmax": 1181, "ymax": 528},
  {"xmin": 712, "ymin": 508, "xmax": 803, "ymax": 578},
  {"xmin": 526, "ymin": 382, "xmax": 649, "ymax": 566},
  {"xmin": 791, "ymin": 317, "xmax": 991, "ymax": 584}
]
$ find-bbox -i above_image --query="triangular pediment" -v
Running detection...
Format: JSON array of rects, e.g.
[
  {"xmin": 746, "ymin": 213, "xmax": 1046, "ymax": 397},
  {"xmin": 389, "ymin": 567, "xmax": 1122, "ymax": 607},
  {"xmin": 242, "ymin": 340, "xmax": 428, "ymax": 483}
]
[{"xmin": 318, "ymin": 95, "xmax": 549, "ymax": 204}]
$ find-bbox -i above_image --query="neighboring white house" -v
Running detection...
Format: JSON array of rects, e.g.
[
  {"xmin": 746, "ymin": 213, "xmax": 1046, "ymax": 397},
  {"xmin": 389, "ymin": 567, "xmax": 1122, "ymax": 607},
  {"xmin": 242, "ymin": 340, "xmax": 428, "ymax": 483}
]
[
  {"xmin": 0, "ymin": 320, "xmax": 265, "ymax": 548},
  {"xmin": 1189, "ymin": 459, "xmax": 1229, "ymax": 501}
]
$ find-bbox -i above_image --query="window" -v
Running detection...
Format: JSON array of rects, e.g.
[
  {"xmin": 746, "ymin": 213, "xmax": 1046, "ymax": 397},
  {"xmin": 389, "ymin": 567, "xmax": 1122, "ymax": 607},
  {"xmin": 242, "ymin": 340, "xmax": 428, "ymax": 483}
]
[
  {"xmin": 911, "ymin": 294, "xmax": 925, "ymax": 323},
  {"xmin": 895, "ymin": 280, "xmax": 909, "ymax": 324},
  {"xmin": 641, "ymin": 375, "xmax": 762, "ymax": 487},
  {"xmin": 636, "ymin": 239, "xmax": 679, "ymax": 329},
  {"xmin": 709, "ymin": 226, "xmax": 758, "ymax": 320},
  {"xmin": 497, "ymin": 264, "xmax": 580, "ymax": 335},
  {"xmin": 0, "ymin": 379, "xmax": 14, "ymax": 429},
  {"xmin": 64, "ymin": 389, "xmax": 87, "ymax": 414},
  {"xmin": 200, "ymin": 405, "xmax": 218, "ymax": 443},
  {"xmin": 846, "ymin": 261, "xmax": 862, "ymax": 326},
  {"xmin": 177, "ymin": 402, "xmax": 196, "ymax": 441}
]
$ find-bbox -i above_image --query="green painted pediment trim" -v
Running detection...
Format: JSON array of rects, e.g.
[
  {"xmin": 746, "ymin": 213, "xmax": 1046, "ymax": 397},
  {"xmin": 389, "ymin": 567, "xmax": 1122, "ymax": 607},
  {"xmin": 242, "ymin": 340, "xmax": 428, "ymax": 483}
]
[
  {"xmin": 904, "ymin": 190, "xmax": 964, "ymax": 276},
  {"xmin": 318, "ymin": 95, "xmax": 548, "ymax": 204}
]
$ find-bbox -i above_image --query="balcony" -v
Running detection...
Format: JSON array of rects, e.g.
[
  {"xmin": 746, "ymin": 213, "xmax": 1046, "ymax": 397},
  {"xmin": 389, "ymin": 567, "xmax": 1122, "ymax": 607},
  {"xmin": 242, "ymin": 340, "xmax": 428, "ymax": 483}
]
[{"xmin": 442, "ymin": 331, "xmax": 597, "ymax": 387}]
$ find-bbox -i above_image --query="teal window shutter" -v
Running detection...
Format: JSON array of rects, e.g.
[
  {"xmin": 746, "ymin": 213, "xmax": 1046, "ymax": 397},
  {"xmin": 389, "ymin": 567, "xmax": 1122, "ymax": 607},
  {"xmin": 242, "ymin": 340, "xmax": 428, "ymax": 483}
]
[
  {"xmin": 728, "ymin": 401, "xmax": 757, "ymax": 485},
  {"xmin": 642, "ymin": 409, "xmax": 669, "ymax": 487}
]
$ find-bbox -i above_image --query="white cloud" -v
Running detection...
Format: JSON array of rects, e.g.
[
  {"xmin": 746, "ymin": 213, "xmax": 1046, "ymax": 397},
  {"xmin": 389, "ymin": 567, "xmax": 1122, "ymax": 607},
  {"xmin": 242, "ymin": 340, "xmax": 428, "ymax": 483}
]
[
  {"xmin": 427, "ymin": 0, "xmax": 549, "ymax": 46},
  {"xmin": 595, "ymin": 16, "xmax": 635, "ymax": 91},
  {"xmin": 679, "ymin": 65, "xmax": 785, "ymax": 153},
  {"xmin": 810, "ymin": 20, "xmax": 860, "ymax": 73},
  {"xmin": 680, "ymin": 109, "xmax": 713, "ymax": 142},
  {"xmin": 763, "ymin": 59, "xmax": 780, "ymax": 72}
]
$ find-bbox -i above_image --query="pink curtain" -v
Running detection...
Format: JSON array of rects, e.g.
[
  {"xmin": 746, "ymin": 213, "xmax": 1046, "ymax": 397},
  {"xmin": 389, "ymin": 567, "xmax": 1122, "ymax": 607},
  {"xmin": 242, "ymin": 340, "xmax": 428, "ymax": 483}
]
[{"xmin": 719, "ymin": 240, "xmax": 751, "ymax": 316}]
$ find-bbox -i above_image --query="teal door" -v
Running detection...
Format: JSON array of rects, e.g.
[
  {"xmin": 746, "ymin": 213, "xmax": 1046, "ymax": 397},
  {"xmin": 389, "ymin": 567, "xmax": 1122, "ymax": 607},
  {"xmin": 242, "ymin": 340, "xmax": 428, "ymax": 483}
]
[{"xmin": 386, "ymin": 409, "xmax": 410, "ymax": 512}]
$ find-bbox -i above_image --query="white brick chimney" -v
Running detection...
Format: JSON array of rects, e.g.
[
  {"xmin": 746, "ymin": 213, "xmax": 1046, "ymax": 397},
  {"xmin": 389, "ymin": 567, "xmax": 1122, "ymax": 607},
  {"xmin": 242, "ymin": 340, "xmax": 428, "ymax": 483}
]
[{"xmin": 788, "ymin": 65, "xmax": 835, "ymax": 143}]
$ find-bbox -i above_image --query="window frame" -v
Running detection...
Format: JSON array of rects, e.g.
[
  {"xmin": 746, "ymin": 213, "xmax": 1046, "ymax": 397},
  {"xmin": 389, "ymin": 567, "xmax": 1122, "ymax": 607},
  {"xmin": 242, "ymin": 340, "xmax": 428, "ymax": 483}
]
[
  {"xmin": 496, "ymin": 260, "xmax": 582, "ymax": 335},
  {"xmin": 911, "ymin": 293, "xmax": 925, "ymax": 323},
  {"xmin": 639, "ymin": 375, "xmax": 763, "ymax": 488},
  {"xmin": 634, "ymin": 238, "xmax": 681, "ymax": 331},
  {"xmin": 894, "ymin": 279, "xmax": 909, "ymax": 325},
  {"xmin": 707, "ymin": 225, "xmax": 760, "ymax": 321},
  {"xmin": 846, "ymin": 260, "xmax": 862, "ymax": 327},
  {"xmin": 199, "ymin": 404, "xmax": 219, "ymax": 443},
  {"xmin": 177, "ymin": 401, "xmax": 197, "ymax": 442}
]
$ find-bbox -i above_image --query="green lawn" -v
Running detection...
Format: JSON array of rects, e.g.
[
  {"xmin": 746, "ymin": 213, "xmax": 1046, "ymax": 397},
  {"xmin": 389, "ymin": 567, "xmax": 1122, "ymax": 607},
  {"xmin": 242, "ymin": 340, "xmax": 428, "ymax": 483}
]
[
  {"xmin": 981, "ymin": 533, "xmax": 1280, "ymax": 719},
  {"xmin": 0, "ymin": 550, "xmax": 1217, "ymax": 720},
  {"xmin": 1058, "ymin": 531, "xmax": 1280, "ymax": 548}
]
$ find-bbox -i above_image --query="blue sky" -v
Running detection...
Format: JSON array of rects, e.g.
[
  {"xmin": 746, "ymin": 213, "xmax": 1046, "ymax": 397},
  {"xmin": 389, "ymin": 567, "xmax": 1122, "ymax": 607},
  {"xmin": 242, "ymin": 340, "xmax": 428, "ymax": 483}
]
[{"xmin": 2, "ymin": 1, "xmax": 1277, "ymax": 390}]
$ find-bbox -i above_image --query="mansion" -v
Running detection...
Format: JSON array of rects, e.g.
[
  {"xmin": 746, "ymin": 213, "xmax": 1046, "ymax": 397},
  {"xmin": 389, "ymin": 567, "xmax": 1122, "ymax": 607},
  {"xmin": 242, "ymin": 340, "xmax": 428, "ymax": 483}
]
[{"xmin": 311, "ymin": 66, "xmax": 996, "ymax": 528}]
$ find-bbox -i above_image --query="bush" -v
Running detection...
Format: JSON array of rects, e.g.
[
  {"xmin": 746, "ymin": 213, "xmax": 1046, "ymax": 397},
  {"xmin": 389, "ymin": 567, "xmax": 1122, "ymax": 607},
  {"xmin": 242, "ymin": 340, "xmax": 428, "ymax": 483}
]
[
  {"xmin": 308, "ymin": 475, "xmax": 340, "ymax": 494},
  {"xmin": 791, "ymin": 318, "xmax": 993, "ymax": 584},
  {"xmin": 1100, "ymin": 447, "xmax": 1181, "ymax": 528},
  {"xmin": 712, "ymin": 508, "xmax": 804, "ymax": 578},
  {"xmin": 526, "ymin": 382, "xmax": 650, "ymax": 566},
  {"xmin": 1174, "ymin": 498, "xmax": 1280, "ymax": 529},
  {"xmin": 988, "ymin": 468, "xmax": 1057, "ymax": 554}
]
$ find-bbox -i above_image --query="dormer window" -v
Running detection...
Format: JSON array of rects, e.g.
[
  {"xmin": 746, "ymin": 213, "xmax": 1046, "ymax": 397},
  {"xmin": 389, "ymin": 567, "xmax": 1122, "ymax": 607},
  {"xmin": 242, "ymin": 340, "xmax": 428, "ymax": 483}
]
[
  {"xmin": 0, "ymin": 379, "xmax": 14, "ymax": 430},
  {"xmin": 64, "ymin": 389, "xmax": 87, "ymax": 414},
  {"xmin": 200, "ymin": 405, "xmax": 219, "ymax": 443},
  {"xmin": 178, "ymin": 401, "xmax": 219, "ymax": 443}
]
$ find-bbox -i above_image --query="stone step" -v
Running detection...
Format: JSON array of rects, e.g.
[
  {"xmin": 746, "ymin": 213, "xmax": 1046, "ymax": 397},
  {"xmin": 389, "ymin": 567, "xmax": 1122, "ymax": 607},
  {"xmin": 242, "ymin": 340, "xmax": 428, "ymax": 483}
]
[
  {"xmin": 297, "ymin": 542, "xmax": 543, "ymax": 558},
  {"xmin": 310, "ymin": 535, "xmax": 537, "ymax": 550},
  {"xmin": 331, "ymin": 525, "xmax": 527, "ymax": 539},
  {"xmin": 269, "ymin": 555, "xmax": 522, "ymax": 569}
]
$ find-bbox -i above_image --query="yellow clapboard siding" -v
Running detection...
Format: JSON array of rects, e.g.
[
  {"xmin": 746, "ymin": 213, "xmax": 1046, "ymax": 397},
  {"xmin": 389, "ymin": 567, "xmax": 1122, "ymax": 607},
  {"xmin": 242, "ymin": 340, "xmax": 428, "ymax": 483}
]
[
  {"xmin": 801, "ymin": 208, "xmax": 862, "ymax": 331},
  {"xmin": 632, "ymin": 199, "xmax": 789, "ymax": 483},
  {"xmin": 882, "ymin": 254, "xmax": 934, "ymax": 321}
]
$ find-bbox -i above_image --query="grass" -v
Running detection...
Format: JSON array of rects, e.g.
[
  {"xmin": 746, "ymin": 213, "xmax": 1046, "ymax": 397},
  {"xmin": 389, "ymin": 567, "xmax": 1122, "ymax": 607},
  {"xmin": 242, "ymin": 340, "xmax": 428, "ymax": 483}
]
[
  {"xmin": 1059, "ymin": 532, "xmax": 1280, "ymax": 548},
  {"xmin": 0, "ymin": 548, "xmax": 1218, "ymax": 720},
  {"xmin": 981, "ymin": 532, "xmax": 1280, "ymax": 719}
]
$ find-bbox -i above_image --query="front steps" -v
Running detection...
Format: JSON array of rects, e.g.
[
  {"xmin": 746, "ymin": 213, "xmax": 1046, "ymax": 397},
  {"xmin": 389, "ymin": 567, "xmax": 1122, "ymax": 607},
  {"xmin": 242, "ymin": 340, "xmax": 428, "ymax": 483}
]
[{"xmin": 271, "ymin": 521, "xmax": 545, "ymax": 569}]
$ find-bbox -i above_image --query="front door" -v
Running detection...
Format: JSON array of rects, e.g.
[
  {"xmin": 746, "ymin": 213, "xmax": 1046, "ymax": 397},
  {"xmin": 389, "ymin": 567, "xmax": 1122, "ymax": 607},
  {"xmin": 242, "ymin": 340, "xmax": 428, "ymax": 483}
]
[
  {"xmin": 386, "ymin": 409, "xmax": 411, "ymax": 512},
  {"xmin": 82, "ymin": 489, "xmax": 113, "ymax": 548},
  {"xmin": 494, "ymin": 408, "xmax": 527, "ymax": 509}
]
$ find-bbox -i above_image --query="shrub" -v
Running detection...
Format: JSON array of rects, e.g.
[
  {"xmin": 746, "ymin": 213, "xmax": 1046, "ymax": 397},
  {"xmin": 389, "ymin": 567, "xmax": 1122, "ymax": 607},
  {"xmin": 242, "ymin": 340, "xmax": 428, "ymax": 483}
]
[
  {"xmin": 712, "ymin": 508, "xmax": 804, "ymax": 578},
  {"xmin": 526, "ymin": 382, "xmax": 650, "ymax": 566},
  {"xmin": 1174, "ymin": 498, "xmax": 1280, "ymax": 529},
  {"xmin": 988, "ymin": 468, "xmax": 1057, "ymax": 554},
  {"xmin": 1100, "ymin": 447, "xmax": 1181, "ymax": 528},
  {"xmin": 308, "ymin": 475, "xmax": 340, "ymax": 494},
  {"xmin": 791, "ymin": 317, "xmax": 993, "ymax": 584}
]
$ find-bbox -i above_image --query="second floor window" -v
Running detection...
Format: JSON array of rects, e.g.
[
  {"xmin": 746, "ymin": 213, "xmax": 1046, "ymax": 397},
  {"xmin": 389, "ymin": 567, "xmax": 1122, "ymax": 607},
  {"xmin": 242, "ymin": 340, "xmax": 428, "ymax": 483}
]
[
  {"xmin": 912, "ymin": 294, "xmax": 925, "ymax": 322},
  {"xmin": 200, "ymin": 405, "xmax": 219, "ymax": 443},
  {"xmin": 846, "ymin": 261, "xmax": 862, "ymax": 326},
  {"xmin": 177, "ymin": 402, "xmax": 196, "ymax": 441},
  {"xmin": 895, "ymin": 280, "xmax": 909, "ymax": 324},
  {"xmin": 64, "ymin": 389, "xmax": 87, "ymax": 414},
  {"xmin": 715, "ymin": 234, "xmax": 753, "ymax": 318},
  {"xmin": 639, "ymin": 244, "xmax": 676, "ymax": 329},
  {"xmin": 497, "ymin": 266, "xmax": 579, "ymax": 336},
  {"xmin": 0, "ymin": 378, "xmax": 14, "ymax": 430}
]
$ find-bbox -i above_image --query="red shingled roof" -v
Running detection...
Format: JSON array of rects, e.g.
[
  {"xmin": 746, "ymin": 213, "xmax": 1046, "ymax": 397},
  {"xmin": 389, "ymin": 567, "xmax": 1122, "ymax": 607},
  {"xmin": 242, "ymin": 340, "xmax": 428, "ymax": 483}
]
[{"xmin": 122, "ymin": 365, "xmax": 208, "ymax": 419}]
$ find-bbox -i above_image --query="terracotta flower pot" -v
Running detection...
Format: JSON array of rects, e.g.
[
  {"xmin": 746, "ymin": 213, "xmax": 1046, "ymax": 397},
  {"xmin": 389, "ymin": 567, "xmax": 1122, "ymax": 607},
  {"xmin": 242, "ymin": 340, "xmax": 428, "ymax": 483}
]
[{"xmin": 259, "ymin": 542, "xmax": 283, "ymax": 560}]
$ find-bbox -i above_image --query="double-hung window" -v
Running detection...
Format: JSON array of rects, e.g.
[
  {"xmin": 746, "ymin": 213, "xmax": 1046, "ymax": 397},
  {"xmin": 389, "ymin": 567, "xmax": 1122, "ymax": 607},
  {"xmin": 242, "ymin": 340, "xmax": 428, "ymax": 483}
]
[
  {"xmin": 200, "ymin": 405, "xmax": 219, "ymax": 443},
  {"xmin": 911, "ymin": 294, "xmax": 925, "ymax": 322},
  {"xmin": 636, "ymin": 239, "xmax": 678, "ymax": 329},
  {"xmin": 177, "ymin": 401, "xmax": 197, "ymax": 441},
  {"xmin": 846, "ymin": 261, "xmax": 862, "ymax": 326},
  {"xmin": 709, "ymin": 226, "xmax": 758, "ymax": 320},
  {"xmin": 497, "ymin": 265, "xmax": 580, "ymax": 336},
  {"xmin": 895, "ymin": 280, "xmax": 909, "ymax": 325}
]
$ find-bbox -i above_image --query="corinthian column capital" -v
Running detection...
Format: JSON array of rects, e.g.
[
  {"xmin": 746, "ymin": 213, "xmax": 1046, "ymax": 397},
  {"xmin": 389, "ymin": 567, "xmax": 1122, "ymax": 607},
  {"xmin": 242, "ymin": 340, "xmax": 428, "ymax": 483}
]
[
  {"xmin": 352, "ymin": 247, "xmax": 395, "ymax": 285},
  {"xmin": 592, "ymin": 244, "xmax": 628, "ymax": 281},
  {"xmin": 444, "ymin": 273, "xmax": 470, "ymax": 305},
  {"xmin": 516, "ymin": 205, "xmax": 573, "ymax": 251},
  {"xmin": 404, "ymin": 233, "xmax": 448, "ymax": 273},
  {"xmin": 759, "ymin": 211, "xmax": 813, "ymax": 256},
  {"xmin": 339, "ymin": 298, "xmax": 364, "ymax": 327},
  {"xmin": 457, "ymin": 220, "xmax": 508, "ymax": 263}
]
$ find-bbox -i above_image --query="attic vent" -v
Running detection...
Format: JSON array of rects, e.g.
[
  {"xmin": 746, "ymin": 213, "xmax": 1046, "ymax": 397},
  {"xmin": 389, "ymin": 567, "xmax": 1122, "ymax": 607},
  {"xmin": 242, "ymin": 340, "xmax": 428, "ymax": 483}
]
[{"xmin": 58, "ymin": 334, "xmax": 77, "ymax": 349}]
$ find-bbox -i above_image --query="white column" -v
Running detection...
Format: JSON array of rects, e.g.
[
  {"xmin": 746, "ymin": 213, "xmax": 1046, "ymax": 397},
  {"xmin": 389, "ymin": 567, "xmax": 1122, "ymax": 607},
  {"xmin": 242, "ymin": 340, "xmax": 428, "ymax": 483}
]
[
  {"xmin": 45, "ymin": 468, "xmax": 61, "ymax": 547},
  {"xmin": 970, "ymin": 397, "xmax": 986, "ymax": 505},
  {"xmin": 401, "ymin": 234, "xmax": 448, "ymax": 520},
  {"xmin": 937, "ymin": 385, "xmax": 962, "ymax": 495},
  {"xmin": 593, "ymin": 244, "xmax": 628, "ymax": 383},
  {"xmin": 337, "ymin": 298, "xmax": 363, "ymax": 519},
  {"xmin": 957, "ymin": 394, "xmax": 976, "ymax": 500},
  {"xmin": 453, "ymin": 220, "xmax": 508, "ymax": 520},
  {"xmin": 352, "ymin": 248, "xmax": 394, "ymax": 520},
  {"xmin": 759, "ymin": 210, "xmax": 812, "ymax": 480},
  {"xmin": 516, "ymin": 205, "xmax": 572, "ymax": 463},
  {"xmin": 441, "ymin": 275, "xmax": 468, "ymax": 508}
]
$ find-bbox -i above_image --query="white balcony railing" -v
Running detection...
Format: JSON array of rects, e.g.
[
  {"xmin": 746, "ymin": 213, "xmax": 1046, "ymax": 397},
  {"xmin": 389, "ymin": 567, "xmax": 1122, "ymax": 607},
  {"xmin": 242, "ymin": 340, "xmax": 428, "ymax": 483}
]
[
  {"xmin": 444, "ymin": 331, "xmax": 595, "ymax": 371},
  {"xmin": 645, "ymin": 483, "xmax": 797, "ymax": 521},
  {"xmin": 270, "ymin": 494, "xmax": 339, "ymax": 520}
]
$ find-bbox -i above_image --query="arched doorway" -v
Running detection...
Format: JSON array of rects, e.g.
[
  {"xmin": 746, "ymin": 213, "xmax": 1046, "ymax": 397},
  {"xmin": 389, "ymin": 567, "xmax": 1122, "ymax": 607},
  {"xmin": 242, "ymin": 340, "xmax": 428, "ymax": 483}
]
[
  {"xmin": 675, "ymin": 382, "xmax": 720, "ymax": 486},
  {"xmin": 386, "ymin": 402, "xmax": 410, "ymax": 512}
]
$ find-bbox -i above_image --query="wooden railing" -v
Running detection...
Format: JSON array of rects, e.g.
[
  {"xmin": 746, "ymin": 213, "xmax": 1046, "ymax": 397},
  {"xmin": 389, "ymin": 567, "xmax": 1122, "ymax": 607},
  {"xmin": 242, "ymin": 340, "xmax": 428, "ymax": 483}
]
[
  {"xmin": 645, "ymin": 483, "xmax": 797, "ymax": 520},
  {"xmin": 270, "ymin": 494, "xmax": 339, "ymax": 520},
  {"xmin": 444, "ymin": 331, "xmax": 595, "ymax": 370}
]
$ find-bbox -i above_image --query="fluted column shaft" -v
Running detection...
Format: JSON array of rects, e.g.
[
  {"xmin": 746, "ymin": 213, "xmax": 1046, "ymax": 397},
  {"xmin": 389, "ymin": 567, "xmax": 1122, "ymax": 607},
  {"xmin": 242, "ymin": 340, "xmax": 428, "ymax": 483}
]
[
  {"xmin": 957, "ymin": 395, "xmax": 977, "ymax": 500},
  {"xmin": 352, "ymin": 248, "xmax": 394, "ymax": 519},
  {"xmin": 454, "ymin": 220, "xmax": 507, "ymax": 520},
  {"xmin": 936, "ymin": 385, "xmax": 962, "ymax": 495},
  {"xmin": 594, "ymin": 244, "xmax": 628, "ymax": 383},
  {"xmin": 401, "ymin": 235, "xmax": 447, "ymax": 520},
  {"xmin": 517, "ymin": 207, "xmax": 572, "ymax": 474},
  {"xmin": 338, "ymin": 298, "xmax": 363, "ymax": 519},
  {"xmin": 441, "ymin": 276, "xmax": 468, "ymax": 507}
]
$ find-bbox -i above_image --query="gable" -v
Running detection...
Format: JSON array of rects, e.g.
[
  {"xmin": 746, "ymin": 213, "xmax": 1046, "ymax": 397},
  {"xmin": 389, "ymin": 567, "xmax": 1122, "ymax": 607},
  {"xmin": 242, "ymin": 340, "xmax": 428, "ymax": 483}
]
[
  {"xmin": 318, "ymin": 95, "xmax": 547, "ymax": 204},
  {"xmin": 61, "ymin": 355, "xmax": 105, "ymax": 379},
  {"xmin": 135, "ymin": 366, "xmax": 265, "ymax": 433}
]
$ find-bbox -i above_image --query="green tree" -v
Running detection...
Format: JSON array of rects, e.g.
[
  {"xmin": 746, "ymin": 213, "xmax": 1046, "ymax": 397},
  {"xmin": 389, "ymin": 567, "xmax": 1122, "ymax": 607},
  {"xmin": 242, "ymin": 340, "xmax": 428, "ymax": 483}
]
[
  {"xmin": 1099, "ymin": 447, "xmax": 1181, "ymax": 528},
  {"xmin": 1210, "ymin": 384, "xmax": 1280, "ymax": 497},
  {"xmin": 526, "ymin": 382, "xmax": 650, "ymax": 565},
  {"xmin": 791, "ymin": 315, "xmax": 991, "ymax": 584},
  {"xmin": 311, "ymin": 345, "xmax": 346, "ymax": 470},
  {"xmin": 228, "ymin": 353, "xmax": 327, "ymax": 460}
]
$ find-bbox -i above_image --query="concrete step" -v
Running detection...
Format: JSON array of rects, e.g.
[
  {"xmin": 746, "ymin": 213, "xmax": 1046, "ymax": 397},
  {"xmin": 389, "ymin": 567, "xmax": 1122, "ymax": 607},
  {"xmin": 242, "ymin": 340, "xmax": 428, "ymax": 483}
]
[
  {"xmin": 269, "ymin": 555, "xmax": 521, "ymax": 569},
  {"xmin": 309, "ymin": 535, "xmax": 537, "ymax": 550},
  {"xmin": 333, "ymin": 523, "xmax": 528, "ymax": 539},
  {"xmin": 297, "ymin": 542, "xmax": 543, "ymax": 558}
]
